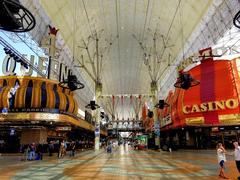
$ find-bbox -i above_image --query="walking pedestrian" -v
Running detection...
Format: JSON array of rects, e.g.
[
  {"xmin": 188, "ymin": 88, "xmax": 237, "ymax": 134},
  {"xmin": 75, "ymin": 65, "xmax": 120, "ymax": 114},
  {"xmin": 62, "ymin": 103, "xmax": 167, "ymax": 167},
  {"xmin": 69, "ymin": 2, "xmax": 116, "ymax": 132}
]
[
  {"xmin": 106, "ymin": 141, "xmax": 112, "ymax": 153},
  {"xmin": 233, "ymin": 142, "xmax": 240, "ymax": 180},
  {"xmin": 48, "ymin": 141, "xmax": 54, "ymax": 156},
  {"xmin": 24, "ymin": 144, "xmax": 29, "ymax": 161},
  {"xmin": 29, "ymin": 143, "xmax": 36, "ymax": 160},
  {"xmin": 70, "ymin": 141, "xmax": 76, "ymax": 157},
  {"xmin": 36, "ymin": 144, "xmax": 43, "ymax": 160},
  {"xmin": 216, "ymin": 143, "xmax": 229, "ymax": 179},
  {"xmin": 59, "ymin": 140, "xmax": 66, "ymax": 158}
]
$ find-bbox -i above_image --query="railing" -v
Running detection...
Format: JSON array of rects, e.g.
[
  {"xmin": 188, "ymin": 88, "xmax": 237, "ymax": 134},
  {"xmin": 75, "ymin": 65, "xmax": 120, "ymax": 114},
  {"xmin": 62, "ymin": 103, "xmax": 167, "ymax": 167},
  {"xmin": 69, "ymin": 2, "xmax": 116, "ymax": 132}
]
[{"xmin": 0, "ymin": 36, "xmax": 47, "ymax": 77}]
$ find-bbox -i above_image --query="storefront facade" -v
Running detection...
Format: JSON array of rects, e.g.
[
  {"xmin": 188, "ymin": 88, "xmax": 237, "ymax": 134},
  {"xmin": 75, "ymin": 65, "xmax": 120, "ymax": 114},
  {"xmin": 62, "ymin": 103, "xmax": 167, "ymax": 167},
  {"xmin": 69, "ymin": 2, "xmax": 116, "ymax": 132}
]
[
  {"xmin": 0, "ymin": 76, "xmax": 107, "ymax": 152},
  {"xmin": 160, "ymin": 57, "xmax": 240, "ymax": 149}
]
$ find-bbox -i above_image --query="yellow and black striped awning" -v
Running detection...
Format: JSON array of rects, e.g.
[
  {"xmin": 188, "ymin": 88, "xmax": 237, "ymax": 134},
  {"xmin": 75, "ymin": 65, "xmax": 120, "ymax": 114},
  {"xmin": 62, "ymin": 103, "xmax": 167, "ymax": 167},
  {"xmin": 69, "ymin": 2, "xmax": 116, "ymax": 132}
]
[{"xmin": 0, "ymin": 76, "xmax": 78, "ymax": 115}]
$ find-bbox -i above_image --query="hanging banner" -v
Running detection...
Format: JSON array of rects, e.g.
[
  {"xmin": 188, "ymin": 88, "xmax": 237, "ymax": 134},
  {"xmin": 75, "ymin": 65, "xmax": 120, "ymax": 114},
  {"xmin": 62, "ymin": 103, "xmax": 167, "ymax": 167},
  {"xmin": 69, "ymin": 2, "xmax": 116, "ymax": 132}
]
[
  {"xmin": 95, "ymin": 123, "xmax": 100, "ymax": 136},
  {"xmin": 162, "ymin": 114, "xmax": 171, "ymax": 127}
]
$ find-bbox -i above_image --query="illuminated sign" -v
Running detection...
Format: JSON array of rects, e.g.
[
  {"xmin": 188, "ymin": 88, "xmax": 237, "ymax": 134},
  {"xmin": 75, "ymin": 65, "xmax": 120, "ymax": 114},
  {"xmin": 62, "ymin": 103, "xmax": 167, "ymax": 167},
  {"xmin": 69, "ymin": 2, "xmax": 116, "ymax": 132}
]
[
  {"xmin": 211, "ymin": 127, "xmax": 219, "ymax": 132},
  {"xmin": 10, "ymin": 129, "xmax": 15, "ymax": 136},
  {"xmin": 56, "ymin": 126, "xmax": 71, "ymax": 131},
  {"xmin": 1, "ymin": 54, "xmax": 72, "ymax": 81},
  {"xmin": 161, "ymin": 114, "xmax": 172, "ymax": 127},
  {"xmin": 0, "ymin": 108, "xmax": 60, "ymax": 113},
  {"xmin": 2, "ymin": 54, "xmax": 48, "ymax": 76},
  {"xmin": 237, "ymin": 59, "xmax": 240, "ymax": 77},
  {"xmin": 183, "ymin": 99, "xmax": 239, "ymax": 114}
]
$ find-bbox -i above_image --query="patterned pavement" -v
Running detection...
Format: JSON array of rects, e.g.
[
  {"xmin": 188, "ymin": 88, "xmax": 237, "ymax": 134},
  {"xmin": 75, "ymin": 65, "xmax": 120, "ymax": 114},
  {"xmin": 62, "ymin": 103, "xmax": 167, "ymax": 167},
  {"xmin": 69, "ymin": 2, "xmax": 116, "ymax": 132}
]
[{"xmin": 0, "ymin": 146, "xmax": 239, "ymax": 180}]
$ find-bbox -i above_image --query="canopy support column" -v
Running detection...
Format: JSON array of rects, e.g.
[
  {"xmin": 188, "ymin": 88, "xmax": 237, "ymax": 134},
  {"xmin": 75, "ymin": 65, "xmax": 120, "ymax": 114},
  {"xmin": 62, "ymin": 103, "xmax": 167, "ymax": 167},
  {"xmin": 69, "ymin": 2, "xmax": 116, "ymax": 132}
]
[
  {"xmin": 94, "ymin": 82, "xmax": 102, "ymax": 150},
  {"xmin": 151, "ymin": 81, "xmax": 160, "ymax": 149}
]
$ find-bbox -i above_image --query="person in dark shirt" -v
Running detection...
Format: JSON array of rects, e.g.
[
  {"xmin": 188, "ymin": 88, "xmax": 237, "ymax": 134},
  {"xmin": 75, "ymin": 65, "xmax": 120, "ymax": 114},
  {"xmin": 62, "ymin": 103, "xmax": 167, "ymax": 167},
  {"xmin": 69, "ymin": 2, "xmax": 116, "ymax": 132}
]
[
  {"xmin": 70, "ymin": 141, "xmax": 76, "ymax": 157},
  {"xmin": 36, "ymin": 144, "xmax": 43, "ymax": 160},
  {"xmin": 48, "ymin": 141, "xmax": 54, "ymax": 156}
]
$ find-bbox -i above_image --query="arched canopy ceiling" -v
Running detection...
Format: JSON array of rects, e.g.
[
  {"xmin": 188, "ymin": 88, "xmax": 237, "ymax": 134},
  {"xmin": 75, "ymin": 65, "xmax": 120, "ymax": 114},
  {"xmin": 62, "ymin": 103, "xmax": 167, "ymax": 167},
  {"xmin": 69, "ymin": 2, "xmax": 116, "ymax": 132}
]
[
  {"xmin": 19, "ymin": 0, "xmax": 239, "ymax": 118},
  {"xmin": 36, "ymin": 0, "xmax": 212, "ymax": 95}
]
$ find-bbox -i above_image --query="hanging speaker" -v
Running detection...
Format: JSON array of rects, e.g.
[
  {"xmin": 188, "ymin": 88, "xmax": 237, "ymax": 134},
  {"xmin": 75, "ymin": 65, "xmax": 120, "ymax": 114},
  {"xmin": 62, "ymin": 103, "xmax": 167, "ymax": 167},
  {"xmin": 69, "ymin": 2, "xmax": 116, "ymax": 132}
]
[
  {"xmin": 155, "ymin": 100, "xmax": 169, "ymax": 109},
  {"xmin": 0, "ymin": 0, "xmax": 36, "ymax": 32},
  {"xmin": 233, "ymin": 10, "xmax": 240, "ymax": 29},
  {"xmin": 90, "ymin": 100, "xmax": 96, "ymax": 110},
  {"xmin": 100, "ymin": 111, "xmax": 104, "ymax": 119},
  {"xmin": 159, "ymin": 100, "xmax": 165, "ymax": 109},
  {"xmin": 181, "ymin": 74, "xmax": 191, "ymax": 90},
  {"xmin": 147, "ymin": 110, "xmax": 153, "ymax": 118},
  {"xmin": 85, "ymin": 100, "xmax": 100, "ymax": 111},
  {"xmin": 174, "ymin": 71, "xmax": 200, "ymax": 90},
  {"xmin": 59, "ymin": 75, "xmax": 84, "ymax": 91}
]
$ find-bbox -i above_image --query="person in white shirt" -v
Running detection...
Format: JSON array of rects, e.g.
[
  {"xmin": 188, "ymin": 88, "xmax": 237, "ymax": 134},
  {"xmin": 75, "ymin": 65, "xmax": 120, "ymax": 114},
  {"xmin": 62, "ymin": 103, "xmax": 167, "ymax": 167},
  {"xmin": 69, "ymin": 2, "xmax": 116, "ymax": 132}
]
[
  {"xmin": 216, "ymin": 143, "xmax": 229, "ymax": 179},
  {"xmin": 233, "ymin": 142, "xmax": 240, "ymax": 179}
]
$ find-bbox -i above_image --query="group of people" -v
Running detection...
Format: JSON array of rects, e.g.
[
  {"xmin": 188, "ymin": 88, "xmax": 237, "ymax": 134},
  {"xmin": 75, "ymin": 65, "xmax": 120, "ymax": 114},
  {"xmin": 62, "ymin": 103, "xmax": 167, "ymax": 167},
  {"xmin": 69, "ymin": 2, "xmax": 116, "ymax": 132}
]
[
  {"xmin": 216, "ymin": 141, "xmax": 240, "ymax": 179},
  {"xmin": 20, "ymin": 143, "xmax": 43, "ymax": 161},
  {"xmin": 58, "ymin": 140, "xmax": 76, "ymax": 158},
  {"xmin": 20, "ymin": 140, "xmax": 79, "ymax": 160},
  {"xmin": 103, "ymin": 140, "xmax": 121, "ymax": 153}
]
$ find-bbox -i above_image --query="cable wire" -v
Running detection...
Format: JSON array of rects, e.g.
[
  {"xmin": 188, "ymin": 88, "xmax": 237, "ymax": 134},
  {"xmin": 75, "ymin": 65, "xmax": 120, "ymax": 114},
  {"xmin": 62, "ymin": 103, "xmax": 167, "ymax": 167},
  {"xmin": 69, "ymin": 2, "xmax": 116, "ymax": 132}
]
[
  {"xmin": 82, "ymin": 0, "xmax": 94, "ymax": 37},
  {"xmin": 179, "ymin": 0, "xmax": 184, "ymax": 60},
  {"xmin": 165, "ymin": 0, "xmax": 182, "ymax": 43},
  {"xmin": 72, "ymin": 0, "xmax": 77, "ymax": 63},
  {"xmin": 115, "ymin": 0, "xmax": 122, "ymax": 93},
  {"xmin": 141, "ymin": 0, "xmax": 150, "ymax": 41}
]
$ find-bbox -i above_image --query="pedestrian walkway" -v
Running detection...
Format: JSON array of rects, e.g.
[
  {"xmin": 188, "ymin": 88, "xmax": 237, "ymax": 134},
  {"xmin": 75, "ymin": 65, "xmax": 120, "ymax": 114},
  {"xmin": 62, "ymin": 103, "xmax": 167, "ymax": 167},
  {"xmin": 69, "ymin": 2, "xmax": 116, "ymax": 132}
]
[{"xmin": 0, "ymin": 146, "xmax": 239, "ymax": 179}]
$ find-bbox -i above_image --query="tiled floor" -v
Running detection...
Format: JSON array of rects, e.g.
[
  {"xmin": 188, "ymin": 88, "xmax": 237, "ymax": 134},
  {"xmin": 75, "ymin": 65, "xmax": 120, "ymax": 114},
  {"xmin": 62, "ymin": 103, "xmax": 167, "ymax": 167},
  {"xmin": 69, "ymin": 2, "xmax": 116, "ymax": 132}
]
[{"xmin": 0, "ymin": 145, "xmax": 239, "ymax": 179}]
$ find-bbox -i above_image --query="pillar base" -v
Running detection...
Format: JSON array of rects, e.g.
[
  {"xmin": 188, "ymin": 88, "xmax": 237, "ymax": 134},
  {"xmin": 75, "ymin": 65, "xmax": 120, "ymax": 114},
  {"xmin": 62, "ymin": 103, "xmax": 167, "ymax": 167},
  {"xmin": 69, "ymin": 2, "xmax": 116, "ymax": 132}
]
[
  {"xmin": 95, "ymin": 136, "xmax": 100, "ymax": 150},
  {"xmin": 155, "ymin": 136, "xmax": 160, "ymax": 149}
]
